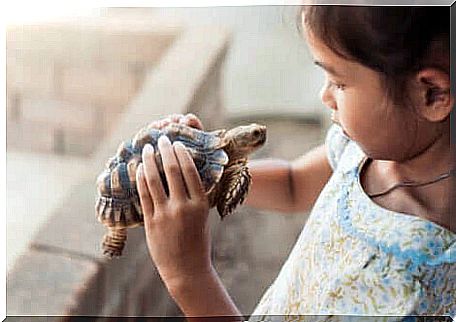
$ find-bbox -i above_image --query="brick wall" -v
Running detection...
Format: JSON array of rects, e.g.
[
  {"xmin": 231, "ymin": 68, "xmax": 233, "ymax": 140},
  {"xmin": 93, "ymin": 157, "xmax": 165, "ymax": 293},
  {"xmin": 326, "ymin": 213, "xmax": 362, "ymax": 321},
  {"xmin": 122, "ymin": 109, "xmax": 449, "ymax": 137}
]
[{"xmin": 6, "ymin": 15, "xmax": 178, "ymax": 156}]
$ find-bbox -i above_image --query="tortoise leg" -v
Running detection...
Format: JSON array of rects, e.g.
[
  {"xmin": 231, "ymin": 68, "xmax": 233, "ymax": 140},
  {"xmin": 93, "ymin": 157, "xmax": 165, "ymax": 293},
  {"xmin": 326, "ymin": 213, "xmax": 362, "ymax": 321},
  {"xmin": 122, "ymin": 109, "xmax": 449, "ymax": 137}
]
[
  {"xmin": 102, "ymin": 228, "xmax": 127, "ymax": 258},
  {"xmin": 216, "ymin": 162, "xmax": 251, "ymax": 219}
]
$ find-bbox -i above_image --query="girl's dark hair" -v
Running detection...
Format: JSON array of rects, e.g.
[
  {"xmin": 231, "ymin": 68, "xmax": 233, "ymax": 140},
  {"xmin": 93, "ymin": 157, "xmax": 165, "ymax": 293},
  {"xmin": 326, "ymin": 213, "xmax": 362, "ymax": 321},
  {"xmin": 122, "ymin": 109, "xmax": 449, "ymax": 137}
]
[{"xmin": 300, "ymin": 6, "xmax": 450, "ymax": 106}]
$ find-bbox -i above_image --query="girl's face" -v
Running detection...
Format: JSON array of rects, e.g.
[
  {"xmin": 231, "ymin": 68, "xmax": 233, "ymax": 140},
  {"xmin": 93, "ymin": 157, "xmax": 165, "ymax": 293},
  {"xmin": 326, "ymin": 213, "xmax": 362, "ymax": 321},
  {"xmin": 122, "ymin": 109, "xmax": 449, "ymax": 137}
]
[{"xmin": 303, "ymin": 28, "xmax": 438, "ymax": 161}]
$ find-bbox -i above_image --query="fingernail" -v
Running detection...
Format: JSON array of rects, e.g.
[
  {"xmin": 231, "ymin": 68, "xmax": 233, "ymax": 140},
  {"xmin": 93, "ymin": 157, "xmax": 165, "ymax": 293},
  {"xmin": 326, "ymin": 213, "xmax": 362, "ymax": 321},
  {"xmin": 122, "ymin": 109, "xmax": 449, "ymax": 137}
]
[
  {"xmin": 173, "ymin": 141, "xmax": 185, "ymax": 149},
  {"xmin": 143, "ymin": 144, "xmax": 154, "ymax": 156},
  {"xmin": 158, "ymin": 135, "xmax": 171, "ymax": 146}
]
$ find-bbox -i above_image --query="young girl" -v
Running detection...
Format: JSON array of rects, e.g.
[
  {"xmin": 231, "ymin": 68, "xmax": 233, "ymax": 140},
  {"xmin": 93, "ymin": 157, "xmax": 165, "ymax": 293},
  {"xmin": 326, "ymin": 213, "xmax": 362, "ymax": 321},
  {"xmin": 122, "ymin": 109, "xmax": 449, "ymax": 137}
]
[{"xmin": 135, "ymin": 6, "xmax": 454, "ymax": 320}]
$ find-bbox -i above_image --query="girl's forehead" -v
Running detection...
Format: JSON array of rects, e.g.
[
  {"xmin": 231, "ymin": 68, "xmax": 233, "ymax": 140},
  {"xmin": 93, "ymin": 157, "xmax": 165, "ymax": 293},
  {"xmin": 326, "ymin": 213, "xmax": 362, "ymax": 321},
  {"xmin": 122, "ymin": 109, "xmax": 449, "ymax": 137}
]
[
  {"xmin": 304, "ymin": 28, "xmax": 364, "ymax": 74},
  {"xmin": 304, "ymin": 29, "xmax": 342, "ymax": 65},
  {"xmin": 304, "ymin": 29, "xmax": 376, "ymax": 82}
]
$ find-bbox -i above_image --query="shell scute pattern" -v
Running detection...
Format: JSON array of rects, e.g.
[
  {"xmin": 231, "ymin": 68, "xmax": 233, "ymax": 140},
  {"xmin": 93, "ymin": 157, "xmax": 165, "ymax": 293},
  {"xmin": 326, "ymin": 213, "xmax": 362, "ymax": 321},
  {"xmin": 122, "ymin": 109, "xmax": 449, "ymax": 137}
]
[{"xmin": 95, "ymin": 121, "xmax": 267, "ymax": 258}]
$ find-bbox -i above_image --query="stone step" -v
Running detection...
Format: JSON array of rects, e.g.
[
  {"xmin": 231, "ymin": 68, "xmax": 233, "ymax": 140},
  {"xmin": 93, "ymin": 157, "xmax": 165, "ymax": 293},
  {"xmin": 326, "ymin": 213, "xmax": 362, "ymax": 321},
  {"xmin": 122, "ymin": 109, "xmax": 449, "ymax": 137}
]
[
  {"xmin": 18, "ymin": 97, "xmax": 101, "ymax": 132},
  {"xmin": 7, "ymin": 57, "xmax": 57, "ymax": 97},
  {"xmin": 7, "ymin": 119, "xmax": 102, "ymax": 156},
  {"xmin": 7, "ymin": 62, "xmax": 142, "ymax": 109},
  {"xmin": 58, "ymin": 65, "xmax": 140, "ymax": 108}
]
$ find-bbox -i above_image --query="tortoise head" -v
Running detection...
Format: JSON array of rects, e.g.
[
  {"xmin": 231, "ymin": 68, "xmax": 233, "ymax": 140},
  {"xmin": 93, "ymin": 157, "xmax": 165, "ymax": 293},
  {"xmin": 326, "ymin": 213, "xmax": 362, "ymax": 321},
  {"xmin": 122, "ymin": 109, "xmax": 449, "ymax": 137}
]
[{"xmin": 223, "ymin": 124, "xmax": 267, "ymax": 158}]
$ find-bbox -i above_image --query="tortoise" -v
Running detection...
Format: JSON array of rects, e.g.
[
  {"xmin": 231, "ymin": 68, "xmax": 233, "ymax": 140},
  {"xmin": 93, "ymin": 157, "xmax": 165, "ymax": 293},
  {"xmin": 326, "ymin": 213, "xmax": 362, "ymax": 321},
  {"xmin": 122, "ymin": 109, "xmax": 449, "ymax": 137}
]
[{"xmin": 95, "ymin": 122, "xmax": 267, "ymax": 258}]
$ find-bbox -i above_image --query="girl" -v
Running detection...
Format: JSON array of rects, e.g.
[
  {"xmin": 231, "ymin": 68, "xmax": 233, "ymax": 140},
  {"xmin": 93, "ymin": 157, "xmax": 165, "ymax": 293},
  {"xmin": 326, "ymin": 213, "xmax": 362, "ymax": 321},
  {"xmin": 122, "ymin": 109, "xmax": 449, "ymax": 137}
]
[{"xmin": 136, "ymin": 6, "xmax": 454, "ymax": 320}]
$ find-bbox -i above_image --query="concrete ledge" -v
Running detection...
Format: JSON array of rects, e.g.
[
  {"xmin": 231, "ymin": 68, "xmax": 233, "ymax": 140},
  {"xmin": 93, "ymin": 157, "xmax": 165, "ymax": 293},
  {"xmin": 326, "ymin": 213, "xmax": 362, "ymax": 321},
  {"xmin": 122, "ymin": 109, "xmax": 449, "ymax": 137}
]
[
  {"xmin": 7, "ymin": 249, "xmax": 101, "ymax": 316},
  {"xmin": 30, "ymin": 180, "xmax": 106, "ymax": 259}
]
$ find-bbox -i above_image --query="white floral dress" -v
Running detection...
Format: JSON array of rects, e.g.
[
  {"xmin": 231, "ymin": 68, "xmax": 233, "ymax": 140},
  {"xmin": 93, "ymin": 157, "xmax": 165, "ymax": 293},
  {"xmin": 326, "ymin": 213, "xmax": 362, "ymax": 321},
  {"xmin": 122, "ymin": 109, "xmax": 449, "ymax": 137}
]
[{"xmin": 249, "ymin": 124, "xmax": 456, "ymax": 322}]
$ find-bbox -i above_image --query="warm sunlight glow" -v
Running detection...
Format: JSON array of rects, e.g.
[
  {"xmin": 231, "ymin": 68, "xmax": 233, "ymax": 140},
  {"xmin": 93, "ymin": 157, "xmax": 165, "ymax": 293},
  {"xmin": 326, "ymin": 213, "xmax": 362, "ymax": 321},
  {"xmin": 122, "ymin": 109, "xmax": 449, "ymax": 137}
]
[{"xmin": 3, "ymin": 5, "xmax": 95, "ymax": 26}]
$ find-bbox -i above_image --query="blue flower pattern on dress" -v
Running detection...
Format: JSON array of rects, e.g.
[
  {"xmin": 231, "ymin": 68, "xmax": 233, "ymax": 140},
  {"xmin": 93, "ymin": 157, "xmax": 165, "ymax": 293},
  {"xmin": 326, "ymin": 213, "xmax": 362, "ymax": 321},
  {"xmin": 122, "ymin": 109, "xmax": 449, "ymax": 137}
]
[{"xmin": 249, "ymin": 125, "xmax": 456, "ymax": 322}]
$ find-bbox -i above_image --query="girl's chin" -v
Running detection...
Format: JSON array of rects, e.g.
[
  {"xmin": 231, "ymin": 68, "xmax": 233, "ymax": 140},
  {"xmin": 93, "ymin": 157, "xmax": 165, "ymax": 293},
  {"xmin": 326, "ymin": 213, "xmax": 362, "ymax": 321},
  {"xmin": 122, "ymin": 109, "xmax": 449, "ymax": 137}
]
[
  {"xmin": 341, "ymin": 128, "xmax": 351, "ymax": 140},
  {"xmin": 332, "ymin": 122, "xmax": 352, "ymax": 140}
]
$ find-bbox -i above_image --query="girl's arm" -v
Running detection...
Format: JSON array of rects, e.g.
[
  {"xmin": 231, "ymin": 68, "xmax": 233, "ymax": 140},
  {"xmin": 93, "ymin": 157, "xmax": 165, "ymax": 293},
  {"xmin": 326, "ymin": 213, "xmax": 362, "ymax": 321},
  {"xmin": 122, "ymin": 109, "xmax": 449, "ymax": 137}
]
[
  {"xmin": 244, "ymin": 144, "xmax": 333, "ymax": 214},
  {"xmin": 166, "ymin": 267, "xmax": 244, "ymax": 321}
]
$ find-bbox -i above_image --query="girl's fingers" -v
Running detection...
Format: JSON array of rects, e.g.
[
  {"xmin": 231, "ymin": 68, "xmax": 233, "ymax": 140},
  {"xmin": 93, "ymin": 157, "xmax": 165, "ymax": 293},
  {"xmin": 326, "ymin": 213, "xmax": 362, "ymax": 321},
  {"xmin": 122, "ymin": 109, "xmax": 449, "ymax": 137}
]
[
  {"xmin": 157, "ymin": 114, "xmax": 181, "ymax": 128},
  {"xmin": 160, "ymin": 119, "xmax": 170, "ymax": 128},
  {"xmin": 142, "ymin": 144, "xmax": 167, "ymax": 206},
  {"xmin": 183, "ymin": 113, "xmax": 204, "ymax": 130},
  {"xmin": 157, "ymin": 135, "xmax": 188, "ymax": 200},
  {"xmin": 136, "ymin": 164, "xmax": 154, "ymax": 219},
  {"xmin": 149, "ymin": 114, "xmax": 201, "ymax": 131},
  {"xmin": 169, "ymin": 114, "xmax": 184, "ymax": 123},
  {"xmin": 173, "ymin": 141, "xmax": 206, "ymax": 199}
]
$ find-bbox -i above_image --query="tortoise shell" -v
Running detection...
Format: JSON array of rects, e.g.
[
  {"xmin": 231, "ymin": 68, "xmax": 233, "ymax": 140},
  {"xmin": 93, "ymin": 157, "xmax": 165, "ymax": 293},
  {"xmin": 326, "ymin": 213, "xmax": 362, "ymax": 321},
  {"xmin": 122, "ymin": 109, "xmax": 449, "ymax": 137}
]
[
  {"xmin": 95, "ymin": 122, "xmax": 267, "ymax": 258},
  {"xmin": 95, "ymin": 123, "xmax": 230, "ymax": 229}
]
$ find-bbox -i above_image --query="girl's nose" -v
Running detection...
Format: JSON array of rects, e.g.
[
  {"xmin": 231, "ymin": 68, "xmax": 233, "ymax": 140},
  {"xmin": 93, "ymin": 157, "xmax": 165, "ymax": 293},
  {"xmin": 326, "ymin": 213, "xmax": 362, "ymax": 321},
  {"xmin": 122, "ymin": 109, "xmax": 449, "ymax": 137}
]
[{"xmin": 319, "ymin": 80, "xmax": 337, "ymax": 111}]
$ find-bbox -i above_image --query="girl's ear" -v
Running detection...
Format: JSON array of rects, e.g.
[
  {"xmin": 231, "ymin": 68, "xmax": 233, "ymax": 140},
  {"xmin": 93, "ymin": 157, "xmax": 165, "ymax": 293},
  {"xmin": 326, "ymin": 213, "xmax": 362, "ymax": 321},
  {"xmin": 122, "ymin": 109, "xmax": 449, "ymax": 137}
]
[{"xmin": 414, "ymin": 68, "xmax": 453, "ymax": 122}]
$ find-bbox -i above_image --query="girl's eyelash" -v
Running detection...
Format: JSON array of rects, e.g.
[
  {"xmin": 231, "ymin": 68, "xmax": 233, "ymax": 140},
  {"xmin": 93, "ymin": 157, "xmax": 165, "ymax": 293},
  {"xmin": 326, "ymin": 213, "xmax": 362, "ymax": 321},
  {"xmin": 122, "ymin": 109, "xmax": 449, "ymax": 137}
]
[{"xmin": 328, "ymin": 80, "xmax": 346, "ymax": 90}]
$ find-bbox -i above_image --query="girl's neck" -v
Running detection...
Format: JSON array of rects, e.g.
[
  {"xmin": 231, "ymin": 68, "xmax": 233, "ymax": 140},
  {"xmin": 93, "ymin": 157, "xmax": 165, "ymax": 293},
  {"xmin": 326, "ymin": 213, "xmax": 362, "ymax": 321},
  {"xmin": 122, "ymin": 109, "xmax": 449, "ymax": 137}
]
[
  {"xmin": 386, "ymin": 126, "xmax": 451, "ymax": 181},
  {"xmin": 364, "ymin": 126, "xmax": 454, "ymax": 233}
]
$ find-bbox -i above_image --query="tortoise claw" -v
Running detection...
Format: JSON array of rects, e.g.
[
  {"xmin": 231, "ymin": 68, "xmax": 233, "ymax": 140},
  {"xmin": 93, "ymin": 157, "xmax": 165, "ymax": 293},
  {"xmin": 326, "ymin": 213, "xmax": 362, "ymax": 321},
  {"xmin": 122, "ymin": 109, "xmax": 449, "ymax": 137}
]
[{"xmin": 216, "ymin": 162, "xmax": 251, "ymax": 219}]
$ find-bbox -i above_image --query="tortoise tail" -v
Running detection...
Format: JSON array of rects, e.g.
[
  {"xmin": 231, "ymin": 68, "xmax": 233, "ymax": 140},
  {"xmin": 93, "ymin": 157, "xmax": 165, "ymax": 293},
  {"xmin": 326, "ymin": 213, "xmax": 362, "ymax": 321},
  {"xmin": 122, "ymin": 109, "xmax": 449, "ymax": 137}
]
[{"xmin": 102, "ymin": 228, "xmax": 127, "ymax": 258}]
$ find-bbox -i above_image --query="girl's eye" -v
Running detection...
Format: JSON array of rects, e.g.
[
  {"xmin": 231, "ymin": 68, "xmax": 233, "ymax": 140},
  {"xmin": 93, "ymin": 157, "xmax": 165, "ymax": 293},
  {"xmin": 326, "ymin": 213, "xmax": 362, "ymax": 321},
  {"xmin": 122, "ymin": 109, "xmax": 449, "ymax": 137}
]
[{"xmin": 329, "ymin": 80, "xmax": 346, "ymax": 91}]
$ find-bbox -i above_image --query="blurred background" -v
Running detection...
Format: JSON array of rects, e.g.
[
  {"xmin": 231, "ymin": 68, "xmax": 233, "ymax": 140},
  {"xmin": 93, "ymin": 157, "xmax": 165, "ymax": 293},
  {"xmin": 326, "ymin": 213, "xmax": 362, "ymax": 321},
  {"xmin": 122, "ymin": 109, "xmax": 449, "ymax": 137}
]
[{"xmin": 6, "ymin": 6, "xmax": 330, "ymax": 318}]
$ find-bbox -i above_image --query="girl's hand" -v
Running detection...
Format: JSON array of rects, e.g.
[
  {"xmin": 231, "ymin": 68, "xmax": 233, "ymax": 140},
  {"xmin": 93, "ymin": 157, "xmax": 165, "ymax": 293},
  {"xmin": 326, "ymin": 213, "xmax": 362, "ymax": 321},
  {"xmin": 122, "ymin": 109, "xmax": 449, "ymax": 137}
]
[
  {"xmin": 136, "ymin": 135, "xmax": 212, "ymax": 290},
  {"xmin": 148, "ymin": 113, "xmax": 204, "ymax": 131}
]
